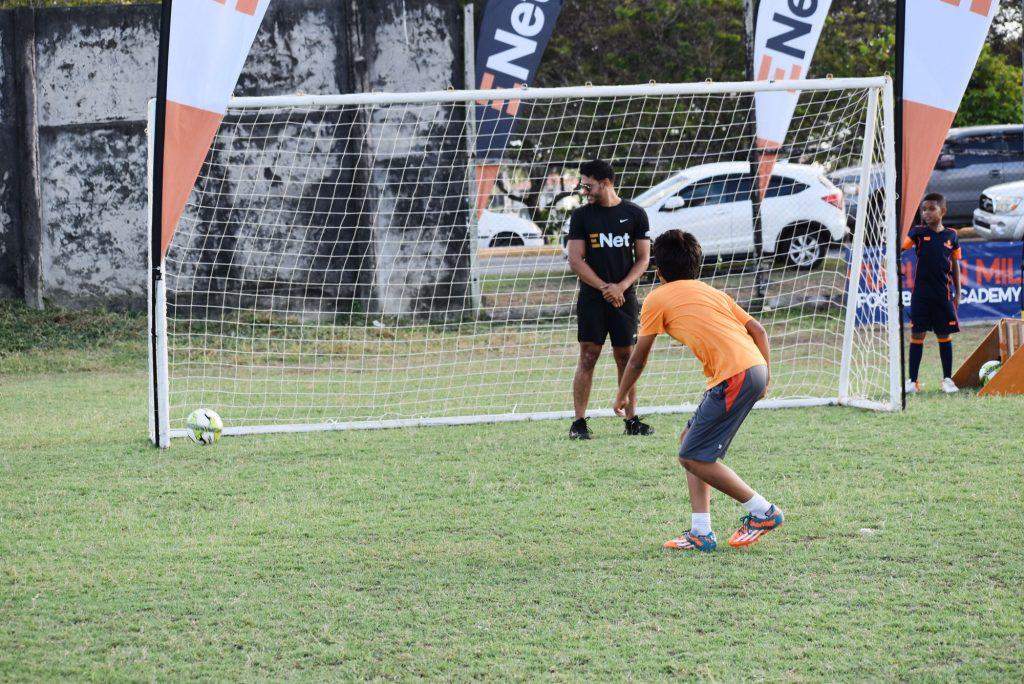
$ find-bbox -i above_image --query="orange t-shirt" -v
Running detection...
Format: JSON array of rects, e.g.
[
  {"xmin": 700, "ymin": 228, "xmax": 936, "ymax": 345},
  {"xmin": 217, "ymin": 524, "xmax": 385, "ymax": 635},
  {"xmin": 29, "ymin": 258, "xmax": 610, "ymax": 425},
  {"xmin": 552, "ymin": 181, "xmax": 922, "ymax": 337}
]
[{"xmin": 639, "ymin": 279, "xmax": 767, "ymax": 388}]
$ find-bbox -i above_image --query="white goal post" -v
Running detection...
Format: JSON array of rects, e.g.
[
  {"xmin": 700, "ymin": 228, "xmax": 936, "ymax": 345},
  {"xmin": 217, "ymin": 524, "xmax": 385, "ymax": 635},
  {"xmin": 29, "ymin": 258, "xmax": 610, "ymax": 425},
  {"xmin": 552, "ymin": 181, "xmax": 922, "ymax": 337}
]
[{"xmin": 148, "ymin": 77, "xmax": 900, "ymax": 446}]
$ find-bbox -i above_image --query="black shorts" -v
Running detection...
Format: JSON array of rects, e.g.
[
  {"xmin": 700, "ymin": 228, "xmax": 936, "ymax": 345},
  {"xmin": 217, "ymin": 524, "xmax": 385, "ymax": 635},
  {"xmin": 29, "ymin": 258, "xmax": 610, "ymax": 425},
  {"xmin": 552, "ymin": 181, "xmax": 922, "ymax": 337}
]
[
  {"xmin": 909, "ymin": 297, "xmax": 959, "ymax": 336},
  {"xmin": 577, "ymin": 290, "xmax": 639, "ymax": 347}
]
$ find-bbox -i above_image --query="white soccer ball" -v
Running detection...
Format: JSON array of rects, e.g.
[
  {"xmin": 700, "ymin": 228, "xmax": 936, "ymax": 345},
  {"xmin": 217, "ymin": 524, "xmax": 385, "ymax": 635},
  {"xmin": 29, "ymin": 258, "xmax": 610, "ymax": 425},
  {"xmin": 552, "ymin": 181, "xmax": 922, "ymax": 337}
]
[
  {"xmin": 186, "ymin": 408, "xmax": 223, "ymax": 445},
  {"xmin": 978, "ymin": 360, "xmax": 1001, "ymax": 386}
]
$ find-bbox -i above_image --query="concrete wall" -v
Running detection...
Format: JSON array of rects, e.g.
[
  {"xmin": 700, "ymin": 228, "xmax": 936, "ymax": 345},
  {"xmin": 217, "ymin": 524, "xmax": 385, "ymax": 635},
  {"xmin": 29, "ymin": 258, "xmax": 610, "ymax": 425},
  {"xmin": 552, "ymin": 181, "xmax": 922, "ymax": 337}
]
[
  {"xmin": 1, "ymin": 0, "xmax": 465, "ymax": 313},
  {"xmin": 358, "ymin": 1, "xmax": 471, "ymax": 318},
  {"xmin": 0, "ymin": 12, "xmax": 21, "ymax": 300}
]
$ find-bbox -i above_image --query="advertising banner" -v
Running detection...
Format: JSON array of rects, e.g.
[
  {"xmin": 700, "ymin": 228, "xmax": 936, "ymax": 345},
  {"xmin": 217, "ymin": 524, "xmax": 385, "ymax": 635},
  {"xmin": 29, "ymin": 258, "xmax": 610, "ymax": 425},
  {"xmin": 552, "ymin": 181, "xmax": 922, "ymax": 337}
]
[{"xmin": 850, "ymin": 241, "xmax": 1022, "ymax": 325}]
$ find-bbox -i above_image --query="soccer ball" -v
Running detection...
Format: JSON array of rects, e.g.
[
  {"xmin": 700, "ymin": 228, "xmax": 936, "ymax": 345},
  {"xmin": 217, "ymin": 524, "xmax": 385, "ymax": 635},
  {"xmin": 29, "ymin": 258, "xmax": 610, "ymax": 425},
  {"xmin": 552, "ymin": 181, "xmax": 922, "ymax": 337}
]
[
  {"xmin": 978, "ymin": 360, "xmax": 1001, "ymax": 386},
  {"xmin": 186, "ymin": 408, "xmax": 223, "ymax": 445}
]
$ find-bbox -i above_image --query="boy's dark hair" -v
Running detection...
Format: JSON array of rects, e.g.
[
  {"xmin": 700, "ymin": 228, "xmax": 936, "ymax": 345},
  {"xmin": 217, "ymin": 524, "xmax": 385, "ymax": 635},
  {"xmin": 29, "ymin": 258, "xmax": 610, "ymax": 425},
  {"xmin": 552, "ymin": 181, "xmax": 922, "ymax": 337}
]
[
  {"xmin": 922, "ymin": 192, "xmax": 946, "ymax": 207},
  {"xmin": 579, "ymin": 159, "xmax": 615, "ymax": 183},
  {"xmin": 653, "ymin": 230, "xmax": 702, "ymax": 281}
]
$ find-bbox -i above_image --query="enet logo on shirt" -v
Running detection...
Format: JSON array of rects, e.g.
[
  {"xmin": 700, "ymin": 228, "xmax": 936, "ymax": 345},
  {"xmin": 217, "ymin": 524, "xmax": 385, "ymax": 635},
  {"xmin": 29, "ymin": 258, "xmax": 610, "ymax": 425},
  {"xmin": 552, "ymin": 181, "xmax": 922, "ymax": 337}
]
[{"xmin": 589, "ymin": 232, "xmax": 632, "ymax": 249}]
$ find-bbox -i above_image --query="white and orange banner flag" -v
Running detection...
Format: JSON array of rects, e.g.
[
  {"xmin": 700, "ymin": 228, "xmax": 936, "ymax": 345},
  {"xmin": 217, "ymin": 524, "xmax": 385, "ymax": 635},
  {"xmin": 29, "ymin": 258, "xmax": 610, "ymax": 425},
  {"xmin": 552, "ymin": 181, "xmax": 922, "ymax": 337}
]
[
  {"xmin": 900, "ymin": 0, "xmax": 999, "ymax": 237},
  {"xmin": 753, "ymin": 0, "xmax": 832, "ymax": 196},
  {"xmin": 159, "ymin": 0, "xmax": 270, "ymax": 259}
]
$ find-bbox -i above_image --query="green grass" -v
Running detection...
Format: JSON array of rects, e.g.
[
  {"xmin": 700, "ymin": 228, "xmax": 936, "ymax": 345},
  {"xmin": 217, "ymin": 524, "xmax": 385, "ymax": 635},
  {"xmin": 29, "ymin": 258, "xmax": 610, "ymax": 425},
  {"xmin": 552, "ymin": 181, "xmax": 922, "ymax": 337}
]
[{"xmin": 2, "ymin": 303, "xmax": 1023, "ymax": 680}]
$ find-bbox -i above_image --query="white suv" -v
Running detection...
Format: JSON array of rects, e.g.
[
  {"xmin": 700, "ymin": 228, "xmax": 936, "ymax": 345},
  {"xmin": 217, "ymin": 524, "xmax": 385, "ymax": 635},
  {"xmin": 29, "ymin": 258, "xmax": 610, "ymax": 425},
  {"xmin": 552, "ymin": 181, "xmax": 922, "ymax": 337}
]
[
  {"xmin": 562, "ymin": 161, "xmax": 846, "ymax": 270},
  {"xmin": 973, "ymin": 179, "xmax": 1024, "ymax": 241}
]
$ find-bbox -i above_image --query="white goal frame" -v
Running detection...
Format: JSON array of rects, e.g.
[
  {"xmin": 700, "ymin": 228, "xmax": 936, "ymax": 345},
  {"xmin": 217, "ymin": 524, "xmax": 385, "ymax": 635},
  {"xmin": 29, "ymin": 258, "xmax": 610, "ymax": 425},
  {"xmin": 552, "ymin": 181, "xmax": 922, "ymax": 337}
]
[{"xmin": 148, "ymin": 77, "xmax": 900, "ymax": 447}]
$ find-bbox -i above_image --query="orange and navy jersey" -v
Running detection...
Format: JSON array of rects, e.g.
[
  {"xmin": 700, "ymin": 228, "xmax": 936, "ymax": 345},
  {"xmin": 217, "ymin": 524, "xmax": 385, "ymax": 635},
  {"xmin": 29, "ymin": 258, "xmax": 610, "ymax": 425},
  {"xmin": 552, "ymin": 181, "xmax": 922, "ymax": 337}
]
[
  {"xmin": 902, "ymin": 225, "xmax": 961, "ymax": 302},
  {"xmin": 639, "ymin": 279, "xmax": 766, "ymax": 389}
]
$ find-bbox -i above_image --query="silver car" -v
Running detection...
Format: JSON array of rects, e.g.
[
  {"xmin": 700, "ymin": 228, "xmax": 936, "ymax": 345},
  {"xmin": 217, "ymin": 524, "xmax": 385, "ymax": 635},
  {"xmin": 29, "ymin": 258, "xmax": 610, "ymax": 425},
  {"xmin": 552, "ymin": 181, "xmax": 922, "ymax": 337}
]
[{"xmin": 831, "ymin": 124, "xmax": 1024, "ymax": 229}]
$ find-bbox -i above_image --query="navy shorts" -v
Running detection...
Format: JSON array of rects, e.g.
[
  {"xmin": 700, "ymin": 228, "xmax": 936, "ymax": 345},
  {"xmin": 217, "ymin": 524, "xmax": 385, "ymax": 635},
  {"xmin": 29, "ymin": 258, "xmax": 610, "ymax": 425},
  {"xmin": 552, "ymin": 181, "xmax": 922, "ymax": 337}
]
[
  {"xmin": 909, "ymin": 297, "xmax": 959, "ymax": 336},
  {"xmin": 679, "ymin": 365, "xmax": 767, "ymax": 462}
]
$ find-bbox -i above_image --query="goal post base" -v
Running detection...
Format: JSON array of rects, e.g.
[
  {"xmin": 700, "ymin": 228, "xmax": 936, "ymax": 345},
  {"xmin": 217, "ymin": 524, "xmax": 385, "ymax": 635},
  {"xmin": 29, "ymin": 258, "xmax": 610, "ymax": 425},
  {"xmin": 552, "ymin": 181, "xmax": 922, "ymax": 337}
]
[{"xmin": 164, "ymin": 397, "xmax": 875, "ymax": 441}]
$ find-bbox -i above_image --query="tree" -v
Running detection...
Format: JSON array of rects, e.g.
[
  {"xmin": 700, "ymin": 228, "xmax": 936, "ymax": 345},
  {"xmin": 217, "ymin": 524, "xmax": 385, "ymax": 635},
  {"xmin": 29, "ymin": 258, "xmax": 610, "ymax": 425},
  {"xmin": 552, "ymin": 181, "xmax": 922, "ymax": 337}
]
[{"xmin": 955, "ymin": 45, "xmax": 1024, "ymax": 127}]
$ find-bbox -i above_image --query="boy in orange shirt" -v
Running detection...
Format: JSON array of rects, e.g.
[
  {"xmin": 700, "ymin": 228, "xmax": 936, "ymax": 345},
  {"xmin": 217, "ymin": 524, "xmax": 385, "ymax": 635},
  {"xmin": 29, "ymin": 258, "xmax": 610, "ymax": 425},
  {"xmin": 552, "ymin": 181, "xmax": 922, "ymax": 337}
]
[{"xmin": 613, "ymin": 230, "xmax": 783, "ymax": 551}]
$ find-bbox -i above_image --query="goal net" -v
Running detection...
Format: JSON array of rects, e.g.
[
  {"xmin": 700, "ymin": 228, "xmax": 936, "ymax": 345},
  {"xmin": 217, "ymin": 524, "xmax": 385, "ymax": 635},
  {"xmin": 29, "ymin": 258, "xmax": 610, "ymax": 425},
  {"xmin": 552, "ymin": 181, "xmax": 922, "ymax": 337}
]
[{"xmin": 148, "ymin": 78, "xmax": 900, "ymax": 445}]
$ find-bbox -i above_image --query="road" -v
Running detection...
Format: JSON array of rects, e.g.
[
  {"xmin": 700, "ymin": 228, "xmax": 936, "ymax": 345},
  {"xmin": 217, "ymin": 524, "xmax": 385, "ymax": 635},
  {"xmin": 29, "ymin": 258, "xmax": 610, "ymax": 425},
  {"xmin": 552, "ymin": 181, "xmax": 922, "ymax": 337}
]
[
  {"xmin": 476, "ymin": 248, "xmax": 850, "ymax": 276},
  {"xmin": 478, "ymin": 253, "xmax": 568, "ymax": 275}
]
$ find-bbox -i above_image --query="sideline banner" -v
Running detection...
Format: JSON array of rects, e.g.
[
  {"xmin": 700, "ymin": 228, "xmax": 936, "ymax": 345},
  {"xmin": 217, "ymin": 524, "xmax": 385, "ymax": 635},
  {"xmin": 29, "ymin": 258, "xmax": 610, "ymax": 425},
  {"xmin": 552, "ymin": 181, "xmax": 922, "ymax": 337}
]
[
  {"xmin": 753, "ymin": 0, "xmax": 832, "ymax": 195},
  {"xmin": 851, "ymin": 241, "xmax": 1023, "ymax": 324},
  {"xmin": 899, "ymin": 0, "xmax": 1000, "ymax": 238},
  {"xmin": 474, "ymin": 0, "xmax": 562, "ymax": 162},
  {"xmin": 157, "ymin": 0, "xmax": 271, "ymax": 259}
]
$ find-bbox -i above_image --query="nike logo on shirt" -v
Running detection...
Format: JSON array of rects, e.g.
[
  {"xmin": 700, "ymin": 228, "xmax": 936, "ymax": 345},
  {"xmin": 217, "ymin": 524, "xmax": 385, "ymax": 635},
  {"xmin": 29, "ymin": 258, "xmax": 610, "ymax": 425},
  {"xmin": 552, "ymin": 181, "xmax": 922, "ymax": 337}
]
[{"xmin": 619, "ymin": 219, "xmax": 629, "ymax": 223}]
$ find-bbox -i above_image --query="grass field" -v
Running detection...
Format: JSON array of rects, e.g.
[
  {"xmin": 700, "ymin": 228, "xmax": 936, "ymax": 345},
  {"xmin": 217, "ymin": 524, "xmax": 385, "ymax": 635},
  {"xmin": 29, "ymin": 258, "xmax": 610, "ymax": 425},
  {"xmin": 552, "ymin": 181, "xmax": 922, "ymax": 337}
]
[{"xmin": 2, "ymin": 301, "xmax": 1023, "ymax": 680}]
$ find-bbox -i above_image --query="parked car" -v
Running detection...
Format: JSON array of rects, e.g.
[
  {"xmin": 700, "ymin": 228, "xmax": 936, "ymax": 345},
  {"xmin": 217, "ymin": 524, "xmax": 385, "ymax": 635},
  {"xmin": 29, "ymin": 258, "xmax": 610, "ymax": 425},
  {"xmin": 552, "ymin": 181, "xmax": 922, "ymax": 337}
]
[
  {"xmin": 830, "ymin": 124, "xmax": 1024, "ymax": 229},
  {"xmin": 561, "ymin": 161, "xmax": 846, "ymax": 270},
  {"xmin": 477, "ymin": 210, "xmax": 545, "ymax": 249},
  {"xmin": 973, "ymin": 179, "xmax": 1024, "ymax": 241}
]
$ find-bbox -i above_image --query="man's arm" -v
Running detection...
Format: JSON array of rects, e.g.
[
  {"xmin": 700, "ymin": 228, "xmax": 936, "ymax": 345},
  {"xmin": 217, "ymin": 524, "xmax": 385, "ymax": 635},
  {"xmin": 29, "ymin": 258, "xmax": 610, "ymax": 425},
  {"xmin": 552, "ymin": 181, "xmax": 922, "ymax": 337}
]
[
  {"xmin": 602, "ymin": 239, "xmax": 651, "ymax": 305},
  {"xmin": 745, "ymin": 318, "xmax": 771, "ymax": 396},
  {"xmin": 567, "ymin": 240, "xmax": 608, "ymax": 292},
  {"xmin": 613, "ymin": 334, "xmax": 657, "ymax": 415}
]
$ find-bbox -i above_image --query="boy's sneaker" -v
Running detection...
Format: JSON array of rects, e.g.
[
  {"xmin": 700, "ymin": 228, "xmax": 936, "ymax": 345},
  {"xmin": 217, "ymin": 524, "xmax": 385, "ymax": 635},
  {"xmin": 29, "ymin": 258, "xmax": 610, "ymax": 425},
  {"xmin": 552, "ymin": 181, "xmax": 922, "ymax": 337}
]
[
  {"xmin": 941, "ymin": 377, "xmax": 959, "ymax": 394},
  {"xmin": 623, "ymin": 416, "xmax": 654, "ymax": 436},
  {"xmin": 569, "ymin": 417, "xmax": 592, "ymax": 440},
  {"xmin": 906, "ymin": 380, "xmax": 921, "ymax": 394},
  {"xmin": 663, "ymin": 530, "xmax": 717, "ymax": 552},
  {"xmin": 728, "ymin": 505, "xmax": 784, "ymax": 548}
]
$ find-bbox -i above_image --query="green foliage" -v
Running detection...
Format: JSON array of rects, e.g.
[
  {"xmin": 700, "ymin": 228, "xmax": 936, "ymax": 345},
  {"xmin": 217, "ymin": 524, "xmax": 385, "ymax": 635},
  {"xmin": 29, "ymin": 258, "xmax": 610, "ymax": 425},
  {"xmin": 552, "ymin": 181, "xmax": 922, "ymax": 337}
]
[
  {"xmin": 527, "ymin": 1, "xmax": 1020, "ymax": 129},
  {"xmin": 537, "ymin": 0, "xmax": 746, "ymax": 87},
  {"xmin": 956, "ymin": 45, "xmax": 1024, "ymax": 128},
  {"xmin": 813, "ymin": 6, "xmax": 895, "ymax": 79}
]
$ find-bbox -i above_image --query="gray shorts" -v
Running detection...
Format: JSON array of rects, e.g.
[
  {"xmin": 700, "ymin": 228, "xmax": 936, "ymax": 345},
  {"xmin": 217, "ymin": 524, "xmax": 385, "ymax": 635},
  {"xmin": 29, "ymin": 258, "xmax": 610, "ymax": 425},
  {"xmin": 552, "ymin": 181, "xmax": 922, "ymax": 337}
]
[{"xmin": 679, "ymin": 365, "xmax": 767, "ymax": 462}]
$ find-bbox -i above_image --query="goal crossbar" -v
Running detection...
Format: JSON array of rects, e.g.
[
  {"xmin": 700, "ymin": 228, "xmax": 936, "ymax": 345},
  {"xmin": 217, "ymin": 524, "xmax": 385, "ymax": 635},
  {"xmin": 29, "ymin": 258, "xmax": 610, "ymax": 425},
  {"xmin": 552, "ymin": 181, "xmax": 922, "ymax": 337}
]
[{"xmin": 228, "ymin": 77, "xmax": 890, "ymax": 109}]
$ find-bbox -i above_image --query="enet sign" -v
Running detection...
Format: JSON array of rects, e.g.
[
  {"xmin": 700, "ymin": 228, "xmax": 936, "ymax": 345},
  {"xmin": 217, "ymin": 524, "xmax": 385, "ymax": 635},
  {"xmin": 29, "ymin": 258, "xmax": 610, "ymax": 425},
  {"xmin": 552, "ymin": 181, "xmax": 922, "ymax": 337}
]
[{"xmin": 474, "ymin": 0, "xmax": 563, "ymax": 161}]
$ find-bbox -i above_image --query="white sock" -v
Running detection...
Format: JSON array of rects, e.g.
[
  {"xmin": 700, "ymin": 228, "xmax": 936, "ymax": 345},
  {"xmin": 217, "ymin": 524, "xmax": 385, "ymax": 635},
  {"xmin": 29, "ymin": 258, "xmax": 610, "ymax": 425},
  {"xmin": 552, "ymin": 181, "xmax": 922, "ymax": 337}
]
[
  {"xmin": 742, "ymin": 493, "xmax": 772, "ymax": 517},
  {"xmin": 690, "ymin": 512, "xmax": 712, "ymax": 535}
]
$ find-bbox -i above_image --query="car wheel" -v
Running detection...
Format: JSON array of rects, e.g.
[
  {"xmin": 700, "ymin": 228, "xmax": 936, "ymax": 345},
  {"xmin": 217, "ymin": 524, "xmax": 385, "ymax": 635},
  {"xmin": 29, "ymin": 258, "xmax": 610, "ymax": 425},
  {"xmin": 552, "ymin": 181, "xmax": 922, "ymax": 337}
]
[
  {"xmin": 781, "ymin": 223, "xmax": 827, "ymax": 271},
  {"xmin": 489, "ymin": 233, "xmax": 525, "ymax": 248}
]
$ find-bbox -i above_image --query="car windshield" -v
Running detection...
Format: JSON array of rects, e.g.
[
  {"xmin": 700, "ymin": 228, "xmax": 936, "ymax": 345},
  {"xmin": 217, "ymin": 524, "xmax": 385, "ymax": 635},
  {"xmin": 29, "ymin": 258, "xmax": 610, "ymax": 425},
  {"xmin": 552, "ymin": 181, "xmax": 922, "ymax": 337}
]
[{"xmin": 632, "ymin": 173, "xmax": 690, "ymax": 207}]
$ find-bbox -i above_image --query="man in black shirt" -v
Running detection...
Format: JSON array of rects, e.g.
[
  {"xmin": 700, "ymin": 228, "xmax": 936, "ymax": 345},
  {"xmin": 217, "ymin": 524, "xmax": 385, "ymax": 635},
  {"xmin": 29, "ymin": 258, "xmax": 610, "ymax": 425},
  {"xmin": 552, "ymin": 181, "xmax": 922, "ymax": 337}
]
[{"xmin": 566, "ymin": 159, "xmax": 653, "ymax": 439}]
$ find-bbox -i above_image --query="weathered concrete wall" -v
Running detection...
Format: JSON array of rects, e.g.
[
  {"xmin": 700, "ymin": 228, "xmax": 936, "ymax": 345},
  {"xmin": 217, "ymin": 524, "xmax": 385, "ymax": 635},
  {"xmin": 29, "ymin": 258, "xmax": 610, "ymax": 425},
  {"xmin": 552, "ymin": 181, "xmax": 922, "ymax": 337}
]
[
  {"xmin": 1, "ymin": 0, "xmax": 465, "ymax": 313},
  {"xmin": 359, "ymin": 0, "xmax": 471, "ymax": 318},
  {"xmin": 33, "ymin": 7, "xmax": 155, "ymax": 308},
  {"xmin": 29, "ymin": 1, "xmax": 360, "ymax": 310},
  {"xmin": 164, "ymin": 109, "xmax": 373, "ymax": 321},
  {"xmin": 0, "ymin": 12, "xmax": 20, "ymax": 300},
  {"xmin": 163, "ymin": 1, "xmax": 371, "ymax": 320}
]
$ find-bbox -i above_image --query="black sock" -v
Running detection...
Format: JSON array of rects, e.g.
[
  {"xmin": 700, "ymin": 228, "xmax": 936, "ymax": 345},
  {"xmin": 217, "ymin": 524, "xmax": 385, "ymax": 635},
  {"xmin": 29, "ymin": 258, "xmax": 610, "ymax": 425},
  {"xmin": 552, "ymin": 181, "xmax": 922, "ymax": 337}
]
[
  {"xmin": 939, "ymin": 340, "xmax": 953, "ymax": 378},
  {"xmin": 909, "ymin": 341, "xmax": 924, "ymax": 382}
]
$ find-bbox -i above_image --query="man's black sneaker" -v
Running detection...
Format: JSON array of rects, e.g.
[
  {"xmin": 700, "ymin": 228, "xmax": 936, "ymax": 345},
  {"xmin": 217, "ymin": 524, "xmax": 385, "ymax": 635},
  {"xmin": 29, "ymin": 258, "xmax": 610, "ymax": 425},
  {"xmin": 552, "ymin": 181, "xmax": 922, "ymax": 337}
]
[
  {"xmin": 624, "ymin": 416, "xmax": 654, "ymax": 436},
  {"xmin": 569, "ymin": 417, "xmax": 592, "ymax": 440}
]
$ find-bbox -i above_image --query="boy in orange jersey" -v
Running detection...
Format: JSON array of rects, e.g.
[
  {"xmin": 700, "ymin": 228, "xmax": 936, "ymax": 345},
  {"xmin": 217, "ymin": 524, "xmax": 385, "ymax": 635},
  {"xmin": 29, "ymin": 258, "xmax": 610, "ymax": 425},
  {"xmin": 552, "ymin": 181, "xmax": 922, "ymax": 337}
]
[{"xmin": 613, "ymin": 230, "xmax": 783, "ymax": 552}]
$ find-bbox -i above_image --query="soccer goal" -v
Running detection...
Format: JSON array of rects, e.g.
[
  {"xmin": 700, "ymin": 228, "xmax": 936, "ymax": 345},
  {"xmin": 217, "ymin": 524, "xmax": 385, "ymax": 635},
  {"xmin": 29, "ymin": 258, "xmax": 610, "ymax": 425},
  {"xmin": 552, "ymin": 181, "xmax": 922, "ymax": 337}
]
[{"xmin": 148, "ymin": 77, "xmax": 900, "ymax": 446}]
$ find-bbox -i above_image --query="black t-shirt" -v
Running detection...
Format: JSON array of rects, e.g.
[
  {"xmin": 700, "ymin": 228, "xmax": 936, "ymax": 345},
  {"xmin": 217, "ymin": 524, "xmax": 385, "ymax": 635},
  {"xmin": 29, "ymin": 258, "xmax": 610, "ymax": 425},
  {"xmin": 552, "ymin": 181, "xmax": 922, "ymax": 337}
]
[
  {"xmin": 567, "ymin": 200, "xmax": 650, "ymax": 298},
  {"xmin": 905, "ymin": 225, "xmax": 960, "ymax": 302}
]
